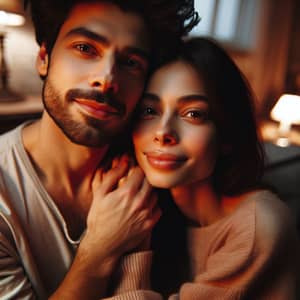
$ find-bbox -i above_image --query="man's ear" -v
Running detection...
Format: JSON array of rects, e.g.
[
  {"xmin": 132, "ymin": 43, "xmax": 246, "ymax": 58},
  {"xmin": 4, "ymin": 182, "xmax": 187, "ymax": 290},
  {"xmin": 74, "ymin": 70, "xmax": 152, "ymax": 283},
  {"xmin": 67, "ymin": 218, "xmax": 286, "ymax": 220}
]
[{"xmin": 36, "ymin": 43, "xmax": 49, "ymax": 77}]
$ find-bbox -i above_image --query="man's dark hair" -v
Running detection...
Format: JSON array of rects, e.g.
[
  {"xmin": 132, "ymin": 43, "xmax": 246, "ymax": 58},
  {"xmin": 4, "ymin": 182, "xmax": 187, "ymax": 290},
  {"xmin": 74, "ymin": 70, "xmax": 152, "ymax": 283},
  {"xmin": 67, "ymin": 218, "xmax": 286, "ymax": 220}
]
[{"xmin": 24, "ymin": 0, "xmax": 199, "ymax": 65}]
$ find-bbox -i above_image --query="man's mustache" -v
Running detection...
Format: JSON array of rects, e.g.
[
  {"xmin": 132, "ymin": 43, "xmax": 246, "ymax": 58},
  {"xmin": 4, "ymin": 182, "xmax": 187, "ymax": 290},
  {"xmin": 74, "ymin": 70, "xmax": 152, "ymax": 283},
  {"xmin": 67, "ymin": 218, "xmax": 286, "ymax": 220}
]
[{"xmin": 66, "ymin": 89, "xmax": 126, "ymax": 116}]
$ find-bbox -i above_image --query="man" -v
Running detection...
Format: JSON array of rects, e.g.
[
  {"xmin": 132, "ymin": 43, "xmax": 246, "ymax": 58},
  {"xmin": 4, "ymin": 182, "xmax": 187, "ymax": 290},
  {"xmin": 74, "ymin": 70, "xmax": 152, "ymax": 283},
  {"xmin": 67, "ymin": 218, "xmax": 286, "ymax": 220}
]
[{"xmin": 0, "ymin": 0, "xmax": 198, "ymax": 299}]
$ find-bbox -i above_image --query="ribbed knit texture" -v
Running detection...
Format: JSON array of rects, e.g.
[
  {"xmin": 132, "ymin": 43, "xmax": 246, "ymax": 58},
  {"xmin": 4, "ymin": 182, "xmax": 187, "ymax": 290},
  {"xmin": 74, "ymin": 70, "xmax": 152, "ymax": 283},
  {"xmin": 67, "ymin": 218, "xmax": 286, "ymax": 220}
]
[
  {"xmin": 114, "ymin": 251, "xmax": 153, "ymax": 293},
  {"xmin": 106, "ymin": 191, "xmax": 299, "ymax": 299}
]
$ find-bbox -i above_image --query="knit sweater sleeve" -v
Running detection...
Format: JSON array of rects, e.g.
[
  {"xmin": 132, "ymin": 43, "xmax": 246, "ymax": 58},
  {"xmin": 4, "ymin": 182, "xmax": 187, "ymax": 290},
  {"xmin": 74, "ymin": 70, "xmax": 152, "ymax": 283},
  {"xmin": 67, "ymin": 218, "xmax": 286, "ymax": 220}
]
[
  {"xmin": 103, "ymin": 251, "xmax": 162, "ymax": 300},
  {"xmin": 173, "ymin": 191, "xmax": 300, "ymax": 299}
]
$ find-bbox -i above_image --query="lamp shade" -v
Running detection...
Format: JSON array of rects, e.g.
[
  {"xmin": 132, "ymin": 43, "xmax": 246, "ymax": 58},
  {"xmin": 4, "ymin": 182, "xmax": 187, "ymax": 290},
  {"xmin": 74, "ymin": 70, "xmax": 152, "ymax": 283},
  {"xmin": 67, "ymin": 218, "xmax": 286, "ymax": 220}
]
[
  {"xmin": 270, "ymin": 94, "xmax": 300, "ymax": 125},
  {"xmin": 0, "ymin": 0, "xmax": 25, "ymax": 26}
]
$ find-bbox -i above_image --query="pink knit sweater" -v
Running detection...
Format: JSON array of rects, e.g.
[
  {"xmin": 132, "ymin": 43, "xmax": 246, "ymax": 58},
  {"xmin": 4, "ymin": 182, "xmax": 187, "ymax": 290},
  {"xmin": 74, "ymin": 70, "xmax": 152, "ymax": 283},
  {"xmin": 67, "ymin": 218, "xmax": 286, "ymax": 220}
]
[{"xmin": 106, "ymin": 190, "xmax": 300, "ymax": 299}]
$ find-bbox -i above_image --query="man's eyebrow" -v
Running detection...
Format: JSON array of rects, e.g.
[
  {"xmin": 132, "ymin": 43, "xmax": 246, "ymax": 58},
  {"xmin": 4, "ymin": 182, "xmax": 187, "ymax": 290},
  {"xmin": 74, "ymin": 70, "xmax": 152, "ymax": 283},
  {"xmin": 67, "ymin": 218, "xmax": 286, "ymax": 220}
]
[
  {"xmin": 64, "ymin": 27, "xmax": 109, "ymax": 45},
  {"xmin": 64, "ymin": 27, "xmax": 150, "ymax": 61}
]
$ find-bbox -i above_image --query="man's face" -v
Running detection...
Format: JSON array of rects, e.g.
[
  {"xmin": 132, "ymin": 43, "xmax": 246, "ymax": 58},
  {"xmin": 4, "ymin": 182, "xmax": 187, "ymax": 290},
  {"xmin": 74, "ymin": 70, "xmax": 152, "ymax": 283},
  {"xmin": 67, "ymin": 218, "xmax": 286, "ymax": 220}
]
[{"xmin": 38, "ymin": 2, "xmax": 150, "ymax": 147}]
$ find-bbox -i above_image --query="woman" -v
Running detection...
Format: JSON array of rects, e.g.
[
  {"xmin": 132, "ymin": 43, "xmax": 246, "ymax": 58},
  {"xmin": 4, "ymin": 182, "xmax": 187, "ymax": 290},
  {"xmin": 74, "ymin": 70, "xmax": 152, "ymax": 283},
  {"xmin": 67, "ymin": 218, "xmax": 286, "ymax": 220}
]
[{"xmin": 131, "ymin": 37, "xmax": 300, "ymax": 299}]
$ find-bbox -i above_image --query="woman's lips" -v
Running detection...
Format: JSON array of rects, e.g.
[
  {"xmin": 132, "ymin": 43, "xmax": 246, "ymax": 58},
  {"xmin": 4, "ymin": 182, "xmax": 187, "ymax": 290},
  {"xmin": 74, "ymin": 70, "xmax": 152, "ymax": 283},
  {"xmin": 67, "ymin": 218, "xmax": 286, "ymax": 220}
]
[
  {"xmin": 74, "ymin": 98, "xmax": 121, "ymax": 119},
  {"xmin": 145, "ymin": 152, "xmax": 187, "ymax": 170}
]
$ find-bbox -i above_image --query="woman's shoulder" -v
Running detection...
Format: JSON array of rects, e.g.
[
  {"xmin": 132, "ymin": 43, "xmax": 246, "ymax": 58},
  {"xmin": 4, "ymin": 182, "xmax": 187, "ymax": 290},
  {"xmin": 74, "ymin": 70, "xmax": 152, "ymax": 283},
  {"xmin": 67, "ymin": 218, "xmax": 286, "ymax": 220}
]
[
  {"xmin": 237, "ymin": 189, "xmax": 293, "ymax": 224},
  {"xmin": 241, "ymin": 189, "xmax": 299, "ymax": 252}
]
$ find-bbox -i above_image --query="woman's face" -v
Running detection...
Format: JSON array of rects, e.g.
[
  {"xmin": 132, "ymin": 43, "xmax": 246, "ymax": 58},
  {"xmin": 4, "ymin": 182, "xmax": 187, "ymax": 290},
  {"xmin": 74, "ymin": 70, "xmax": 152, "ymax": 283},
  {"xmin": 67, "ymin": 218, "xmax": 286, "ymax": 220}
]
[{"xmin": 132, "ymin": 60, "xmax": 218, "ymax": 189}]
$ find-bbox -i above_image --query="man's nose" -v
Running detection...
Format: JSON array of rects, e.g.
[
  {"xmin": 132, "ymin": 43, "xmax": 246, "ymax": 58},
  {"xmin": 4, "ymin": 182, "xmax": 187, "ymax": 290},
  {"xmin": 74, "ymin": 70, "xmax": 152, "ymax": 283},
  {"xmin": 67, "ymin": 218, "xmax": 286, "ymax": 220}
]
[{"xmin": 88, "ymin": 56, "xmax": 119, "ymax": 94}]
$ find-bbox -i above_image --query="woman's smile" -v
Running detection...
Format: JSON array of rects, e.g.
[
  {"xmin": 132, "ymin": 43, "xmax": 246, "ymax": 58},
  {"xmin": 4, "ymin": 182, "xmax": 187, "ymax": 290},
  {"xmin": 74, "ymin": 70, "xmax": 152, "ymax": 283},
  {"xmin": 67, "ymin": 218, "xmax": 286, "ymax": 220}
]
[{"xmin": 144, "ymin": 151, "xmax": 188, "ymax": 171}]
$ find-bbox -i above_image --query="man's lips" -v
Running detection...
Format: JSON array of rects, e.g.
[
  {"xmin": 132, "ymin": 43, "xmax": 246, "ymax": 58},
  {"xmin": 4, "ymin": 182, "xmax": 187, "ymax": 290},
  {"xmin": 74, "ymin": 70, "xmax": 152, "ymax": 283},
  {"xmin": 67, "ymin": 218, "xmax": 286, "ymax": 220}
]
[
  {"xmin": 144, "ymin": 151, "xmax": 187, "ymax": 170},
  {"xmin": 74, "ymin": 98, "xmax": 121, "ymax": 119}
]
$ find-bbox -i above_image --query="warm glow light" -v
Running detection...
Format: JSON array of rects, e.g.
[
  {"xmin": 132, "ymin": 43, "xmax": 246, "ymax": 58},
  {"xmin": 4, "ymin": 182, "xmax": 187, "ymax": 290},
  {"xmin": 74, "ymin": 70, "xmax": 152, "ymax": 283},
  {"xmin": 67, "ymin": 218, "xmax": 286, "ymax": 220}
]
[
  {"xmin": 0, "ymin": 10, "xmax": 24, "ymax": 26},
  {"xmin": 270, "ymin": 94, "xmax": 300, "ymax": 147},
  {"xmin": 271, "ymin": 94, "xmax": 300, "ymax": 124}
]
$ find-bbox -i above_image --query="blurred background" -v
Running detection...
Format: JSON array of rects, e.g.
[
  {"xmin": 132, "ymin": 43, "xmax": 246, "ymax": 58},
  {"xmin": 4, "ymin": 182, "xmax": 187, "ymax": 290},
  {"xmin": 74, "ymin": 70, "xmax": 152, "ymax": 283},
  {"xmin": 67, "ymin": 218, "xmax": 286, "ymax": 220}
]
[{"xmin": 0, "ymin": 0, "xmax": 300, "ymax": 230}]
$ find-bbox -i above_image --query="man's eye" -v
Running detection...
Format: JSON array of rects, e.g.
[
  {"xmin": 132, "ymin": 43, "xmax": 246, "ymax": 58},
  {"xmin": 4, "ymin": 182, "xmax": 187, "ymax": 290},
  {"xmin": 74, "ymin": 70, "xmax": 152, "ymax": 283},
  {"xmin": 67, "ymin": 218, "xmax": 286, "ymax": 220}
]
[
  {"xmin": 120, "ymin": 57, "xmax": 146, "ymax": 73},
  {"xmin": 73, "ymin": 43, "xmax": 97, "ymax": 56}
]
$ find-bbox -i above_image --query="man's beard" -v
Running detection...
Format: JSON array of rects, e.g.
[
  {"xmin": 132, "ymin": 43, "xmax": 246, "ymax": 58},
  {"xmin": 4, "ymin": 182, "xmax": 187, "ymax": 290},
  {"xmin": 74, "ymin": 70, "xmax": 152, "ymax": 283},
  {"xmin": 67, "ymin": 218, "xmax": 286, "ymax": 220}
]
[{"xmin": 42, "ymin": 78, "xmax": 127, "ymax": 147}]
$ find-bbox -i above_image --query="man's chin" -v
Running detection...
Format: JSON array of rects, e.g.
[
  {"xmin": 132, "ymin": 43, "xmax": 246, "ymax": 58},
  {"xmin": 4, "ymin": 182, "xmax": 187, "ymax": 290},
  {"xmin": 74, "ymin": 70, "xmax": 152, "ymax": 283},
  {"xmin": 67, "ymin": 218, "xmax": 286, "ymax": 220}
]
[{"xmin": 64, "ymin": 129, "xmax": 116, "ymax": 148}]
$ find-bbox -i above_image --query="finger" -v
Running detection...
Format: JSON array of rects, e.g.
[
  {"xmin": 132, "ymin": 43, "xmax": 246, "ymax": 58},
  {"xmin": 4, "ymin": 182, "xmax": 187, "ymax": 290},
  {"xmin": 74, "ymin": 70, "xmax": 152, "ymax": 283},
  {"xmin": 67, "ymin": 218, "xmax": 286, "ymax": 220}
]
[
  {"xmin": 99, "ymin": 158, "xmax": 129, "ymax": 194},
  {"xmin": 127, "ymin": 155, "xmax": 137, "ymax": 168},
  {"xmin": 91, "ymin": 168, "xmax": 104, "ymax": 191},
  {"xmin": 120, "ymin": 166, "xmax": 145, "ymax": 194},
  {"xmin": 147, "ymin": 192, "xmax": 158, "ymax": 212},
  {"xmin": 118, "ymin": 175, "xmax": 127, "ymax": 187},
  {"xmin": 143, "ymin": 205, "xmax": 162, "ymax": 231},
  {"xmin": 132, "ymin": 177, "xmax": 154, "ymax": 211},
  {"xmin": 111, "ymin": 156, "xmax": 121, "ymax": 169}
]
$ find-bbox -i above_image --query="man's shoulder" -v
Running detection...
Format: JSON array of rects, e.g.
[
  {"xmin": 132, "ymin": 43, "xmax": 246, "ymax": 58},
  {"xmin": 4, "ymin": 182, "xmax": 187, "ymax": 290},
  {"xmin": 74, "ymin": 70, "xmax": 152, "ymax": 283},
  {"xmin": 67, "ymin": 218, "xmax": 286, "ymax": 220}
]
[
  {"xmin": 0, "ymin": 125, "xmax": 22, "ymax": 154},
  {"xmin": 0, "ymin": 124, "xmax": 27, "ymax": 197}
]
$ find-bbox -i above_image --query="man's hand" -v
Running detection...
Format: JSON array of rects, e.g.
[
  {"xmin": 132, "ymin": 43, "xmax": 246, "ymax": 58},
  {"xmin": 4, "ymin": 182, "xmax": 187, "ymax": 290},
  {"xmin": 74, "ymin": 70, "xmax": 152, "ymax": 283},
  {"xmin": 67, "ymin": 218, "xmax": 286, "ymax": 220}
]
[
  {"xmin": 82, "ymin": 155, "xmax": 161, "ymax": 271},
  {"xmin": 50, "ymin": 155, "xmax": 161, "ymax": 300}
]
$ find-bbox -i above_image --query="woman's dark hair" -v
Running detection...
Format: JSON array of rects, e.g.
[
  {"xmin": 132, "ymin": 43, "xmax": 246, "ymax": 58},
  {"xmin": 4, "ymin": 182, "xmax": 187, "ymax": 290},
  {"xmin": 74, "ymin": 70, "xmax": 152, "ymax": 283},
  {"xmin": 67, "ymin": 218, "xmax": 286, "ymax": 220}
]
[
  {"xmin": 167, "ymin": 37, "xmax": 265, "ymax": 195},
  {"xmin": 24, "ymin": 0, "xmax": 199, "ymax": 66},
  {"xmin": 151, "ymin": 38, "xmax": 265, "ymax": 296}
]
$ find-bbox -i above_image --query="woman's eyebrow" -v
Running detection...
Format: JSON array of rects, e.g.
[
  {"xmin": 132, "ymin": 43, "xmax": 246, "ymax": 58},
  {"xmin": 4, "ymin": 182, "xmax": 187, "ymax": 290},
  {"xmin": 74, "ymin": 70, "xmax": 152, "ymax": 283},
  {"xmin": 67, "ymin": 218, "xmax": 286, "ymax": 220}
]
[
  {"xmin": 177, "ymin": 94, "xmax": 208, "ymax": 103},
  {"xmin": 142, "ymin": 92, "xmax": 160, "ymax": 102},
  {"xmin": 142, "ymin": 93, "xmax": 208, "ymax": 104}
]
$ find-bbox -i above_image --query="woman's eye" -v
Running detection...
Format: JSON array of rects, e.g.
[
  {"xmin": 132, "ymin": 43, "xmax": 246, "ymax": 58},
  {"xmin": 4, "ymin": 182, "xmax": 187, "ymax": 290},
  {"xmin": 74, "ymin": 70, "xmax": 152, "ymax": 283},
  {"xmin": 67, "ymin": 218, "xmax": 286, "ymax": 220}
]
[
  {"xmin": 138, "ymin": 106, "xmax": 157, "ymax": 119},
  {"xmin": 184, "ymin": 110, "xmax": 209, "ymax": 122}
]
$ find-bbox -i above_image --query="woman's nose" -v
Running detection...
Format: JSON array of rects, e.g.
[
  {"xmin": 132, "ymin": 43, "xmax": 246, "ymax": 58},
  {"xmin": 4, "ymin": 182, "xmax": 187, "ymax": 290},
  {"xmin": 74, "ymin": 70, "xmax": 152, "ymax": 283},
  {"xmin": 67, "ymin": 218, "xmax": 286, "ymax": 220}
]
[{"xmin": 154, "ymin": 119, "xmax": 178, "ymax": 146}]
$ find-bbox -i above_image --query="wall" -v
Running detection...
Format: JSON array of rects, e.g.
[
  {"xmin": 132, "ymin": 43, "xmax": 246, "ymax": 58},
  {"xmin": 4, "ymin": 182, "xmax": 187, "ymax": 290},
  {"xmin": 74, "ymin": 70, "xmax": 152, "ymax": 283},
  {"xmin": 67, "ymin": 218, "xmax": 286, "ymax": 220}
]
[
  {"xmin": 4, "ymin": 13, "xmax": 42, "ymax": 96},
  {"xmin": 228, "ymin": 0, "xmax": 296, "ymax": 118}
]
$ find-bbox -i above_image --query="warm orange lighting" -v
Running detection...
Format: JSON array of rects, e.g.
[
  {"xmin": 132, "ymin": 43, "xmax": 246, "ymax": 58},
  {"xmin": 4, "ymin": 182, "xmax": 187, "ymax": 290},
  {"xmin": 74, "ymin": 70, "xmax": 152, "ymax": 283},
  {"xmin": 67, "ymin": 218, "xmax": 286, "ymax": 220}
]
[
  {"xmin": 0, "ymin": 0, "xmax": 25, "ymax": 26},
  {"xmin": 0, "ymin": 10, "xmax": 24, "ymax": 26},
  {"xmin": 0, "ymin": 0, "xmax": 25, "ymax": 102},
  {"xmin": 270, "ymin": 94, "xmax": 300, "ymax": 146}
]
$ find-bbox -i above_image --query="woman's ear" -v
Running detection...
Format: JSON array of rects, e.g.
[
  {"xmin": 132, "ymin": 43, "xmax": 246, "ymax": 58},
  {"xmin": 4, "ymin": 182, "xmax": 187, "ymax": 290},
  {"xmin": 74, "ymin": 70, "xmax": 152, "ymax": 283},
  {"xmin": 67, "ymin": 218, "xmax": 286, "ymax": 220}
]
[{"xmin": 36, "ymin": 44, "xmax": 49, "ymax": 77}]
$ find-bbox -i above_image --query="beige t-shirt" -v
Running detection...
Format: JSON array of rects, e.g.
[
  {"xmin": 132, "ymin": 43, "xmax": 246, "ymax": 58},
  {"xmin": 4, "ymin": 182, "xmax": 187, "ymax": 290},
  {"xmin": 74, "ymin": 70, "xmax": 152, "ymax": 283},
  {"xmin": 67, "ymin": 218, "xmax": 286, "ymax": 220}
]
[{"xmin": 0, "ymin": 124, "xmax": 158, "ymax": 300}]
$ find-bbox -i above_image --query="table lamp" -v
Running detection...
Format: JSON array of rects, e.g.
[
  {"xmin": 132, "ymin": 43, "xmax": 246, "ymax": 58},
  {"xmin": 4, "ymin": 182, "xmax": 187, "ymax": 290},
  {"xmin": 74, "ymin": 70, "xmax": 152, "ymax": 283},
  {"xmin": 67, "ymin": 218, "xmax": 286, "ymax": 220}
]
[
  {"xmin": 0, "ymin": 0, "xmax": 25, "ymax": 102},
  {"xmin": 270, "ymin": 94, "xmax": 300, "ymax": 147}
]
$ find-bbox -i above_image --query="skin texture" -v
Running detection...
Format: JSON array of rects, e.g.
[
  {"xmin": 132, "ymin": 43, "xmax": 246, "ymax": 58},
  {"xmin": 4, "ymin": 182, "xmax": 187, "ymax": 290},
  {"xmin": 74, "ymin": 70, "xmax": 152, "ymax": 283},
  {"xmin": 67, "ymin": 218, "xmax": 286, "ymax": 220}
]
[
  {"xmin": 22, "ymin": 3, "xmax": 160, "ymax": 299},
  {"xmin": 133, "ymin": 60, "xmax": 226, "ymax": 226},
  {"xmin": 133, "ymin": 60, "xmax": 218, "ymax": 189},
  {"xmin": 39, "ymin": 2, "xmax": 150, "ymax": 147}
]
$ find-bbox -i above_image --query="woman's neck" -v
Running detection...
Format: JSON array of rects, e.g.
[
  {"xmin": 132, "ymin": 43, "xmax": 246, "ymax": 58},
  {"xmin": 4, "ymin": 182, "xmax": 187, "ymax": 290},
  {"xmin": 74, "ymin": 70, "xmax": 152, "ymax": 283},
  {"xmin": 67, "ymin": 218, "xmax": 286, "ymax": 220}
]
[{"xmin": 170, "ymin": 179, "xmax": 225, "ymax": 227}]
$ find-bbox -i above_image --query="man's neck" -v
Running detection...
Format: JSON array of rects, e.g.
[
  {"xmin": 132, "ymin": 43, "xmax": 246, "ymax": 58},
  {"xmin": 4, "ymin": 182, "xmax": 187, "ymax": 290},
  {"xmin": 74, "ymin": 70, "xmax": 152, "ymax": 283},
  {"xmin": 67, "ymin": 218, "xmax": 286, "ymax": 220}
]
[
  {"xmin": 22, "ymin": 112, "xmax": 110, "ymax": 239},
  {"xmin": 22, "ymin": 111, "xmax": 109, "ymax": 194}
]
